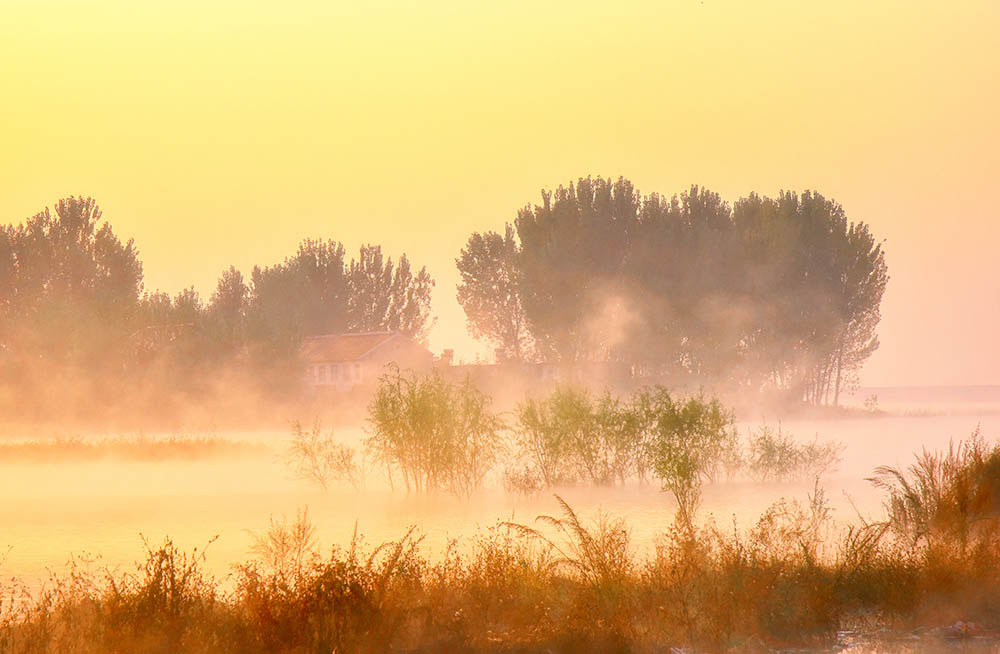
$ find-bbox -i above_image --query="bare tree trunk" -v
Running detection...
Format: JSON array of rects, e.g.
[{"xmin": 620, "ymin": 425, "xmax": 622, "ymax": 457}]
[
  {"xmin": 822, "ymin": 361, "xmax": 832, "ymax": 406},
  {"xmin": 833, "ymin": 344, "xmax": 844, "ymax": 408}
]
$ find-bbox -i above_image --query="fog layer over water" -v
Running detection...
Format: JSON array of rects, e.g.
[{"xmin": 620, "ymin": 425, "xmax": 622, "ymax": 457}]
[{"xmin": 2, "ymin": 386, "xmax": 998, "ymax": 590}]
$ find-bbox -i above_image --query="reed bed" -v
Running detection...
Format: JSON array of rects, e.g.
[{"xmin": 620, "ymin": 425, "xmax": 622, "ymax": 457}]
[
  {"xmin": 0, "ymin": 435, "xmax": 270, "ymax": 463},
  {"xmin": 1, "ymin": 434, "xmax": 998, "ymax": 653},
  {"xmin": 0, "ymin": 504, "xmax": 998, "ymax": 651}
]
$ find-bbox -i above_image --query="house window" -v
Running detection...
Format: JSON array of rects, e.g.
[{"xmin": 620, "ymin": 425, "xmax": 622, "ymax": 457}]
[
  {"xmin": 354, "ymin": 363, "xmax": 361, "ymax": 381},
  {"xmin": 318, "ymin": 365, "xmax": 327, "ymax": 381}
]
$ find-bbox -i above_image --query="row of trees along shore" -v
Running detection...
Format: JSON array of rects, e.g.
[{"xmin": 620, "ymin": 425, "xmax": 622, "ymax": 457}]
[
  {"xmin": 0, "ymin": 178, "xmax": 887, "ymax": 418},
  {"xmin": 0, "ymin": 197, "xmax": 434, "ymax": 418},
  {"xmin": 458, "ymin": 177, "xmax": 888, "ymax": 405}
]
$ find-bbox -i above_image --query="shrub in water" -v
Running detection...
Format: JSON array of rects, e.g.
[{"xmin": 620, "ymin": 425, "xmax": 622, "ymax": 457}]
[
  {"xmin": 366, "ymin": 367, "xmax": 503, "ymax": 496},
  {"xmin": 287, "ymin": 421, "xmax": 361, "ymax": 490},
  {"xmin": 745, "ymin": 425, "xmax": 844, "ymax": 483}
]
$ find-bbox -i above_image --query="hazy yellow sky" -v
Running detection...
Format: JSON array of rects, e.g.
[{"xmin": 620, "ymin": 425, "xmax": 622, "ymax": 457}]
[{"xmin": 2, "ymin": 0, "xmax": 998, "ymax": 386}]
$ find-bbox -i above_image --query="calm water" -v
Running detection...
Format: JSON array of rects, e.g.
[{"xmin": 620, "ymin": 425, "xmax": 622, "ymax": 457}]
[{"xmin": 1, "ymin": 386, "xmax": 998, "ymax": 590}]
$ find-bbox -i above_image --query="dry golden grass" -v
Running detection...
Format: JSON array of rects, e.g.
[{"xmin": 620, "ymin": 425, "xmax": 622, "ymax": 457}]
[
  {"xmin": 2, "ymin": 437, "xmax": 999, "ymax": 653},
  {"xmin": 0, "ymin": 435, "xmax": 269, "ymax": 463}
]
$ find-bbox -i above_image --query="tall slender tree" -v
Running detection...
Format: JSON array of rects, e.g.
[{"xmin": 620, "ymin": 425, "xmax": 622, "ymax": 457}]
[
  {"xmin": 456, "ymin": 225, "xmax": 532, "ymax": 360},
  {"xmin": 346, "ymin": 245, "xmax": 435, "ymax": 343},
  {"xmin": 514, "ymin": 176, "xmax": 639, "ymax": 361}
]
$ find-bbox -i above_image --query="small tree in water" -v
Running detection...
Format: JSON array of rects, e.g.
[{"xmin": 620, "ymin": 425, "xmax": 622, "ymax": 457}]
[
  {"xmin": 287, "ymin": 421, "xmax": 361, "ymax": 490},
  {"xmin": 515, "ymin": 387, "xmax": 596, "ymax": 487},
  {"xmin": 366, "ymin": 366, "xmax": 503, "ymax": 496},
  {"xmin": 514, "ymin": 386, "xmax": 647, "ymax": 487},
  {"xmin": 638, "ymin": 388, "xmax": 739, "ymax": 526},
  {"xmin": 248, "ymin": 507, "xmax": 318, "ymax": 582}
]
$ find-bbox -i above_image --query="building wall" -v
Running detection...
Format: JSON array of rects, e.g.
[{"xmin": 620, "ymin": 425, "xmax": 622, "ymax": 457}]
[
  {"xmin": 364, "ymin": 337, "xmax": 434, "ymax": 379},
  {"xmin": 306, "ymin": 361, "xmax": 365, "ymax": 392},
  {"xmin": 304, "ymin": 336, "xmax": 433, "ymax": 392}
]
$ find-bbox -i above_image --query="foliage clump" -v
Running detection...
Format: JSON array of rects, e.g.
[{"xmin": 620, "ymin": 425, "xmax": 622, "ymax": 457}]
[
  {"xmin": 248, "ymin": 508, "xmax": 318, "ymax": 582},
  {"xmin": 366, "ymin": 367, "xmax": 504, "ymax": 496},
  {"xmin": 514, "ymin": 387, "xmax": 640, "ymax": 487},
  {"xmin": 870, "ymin": 429, "xmax": 1000, "ymax": 556},
  {"xmin": 638, "ymin": 387, "xmax": 740, "ymax": 522},
  {"xmin": 745, "ymin": 425, "xmax": 844, "ymax": 482},
  {"xmin": 457, "ymin": 177, "xmax": 889, "ymax": 406},
  {"xmin": 287, "ymin": 421, "xmax": 361, "ymax": 490},
  {"xmin": 511, "ymin": 385, "xmax": 739, "ymax": 521}
]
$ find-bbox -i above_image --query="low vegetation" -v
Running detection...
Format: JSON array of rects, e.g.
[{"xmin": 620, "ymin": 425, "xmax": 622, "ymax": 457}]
[
  {"xmin": 292, "ymin": 375, "xmax": 843, "ymax": 519},
  {"xmin": 512, "ymin": 387, "xmax": 741, "ymax": 497},
  {"xmin": 247, "ymin": 508, "xmax": 318, "ymax": 581},
  {"xmin": 515, "ymin": 387, "xmax": 637, "ymax": 488},
  {"xmin": 870, "ymin": 428, "xmax": 1000, "ymax": 556},
  {"xmin": 286, "ymin": 421, "xmax": 362, "ymax": 490},
  {"xmin": 2, "ymin": 434, "xmax": 999, "ymax": 653},
  {"xmin": 745, "ymin": 425, "xmax": 845, "ymax": 482},
  {"xmin": 366, "ymin": 367, "xmax": 504, "ymax": 496},
  {"xmin": 505, "ymin": 383, "xmax": 839, "ymax": 522},
  {"xmin": 0, "ymin": 435, "xmax": 268, "ymax": 463}
]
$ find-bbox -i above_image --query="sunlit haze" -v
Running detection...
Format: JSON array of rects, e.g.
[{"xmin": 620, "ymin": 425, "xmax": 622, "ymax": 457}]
[{"xmin": 3, "ymin": 0, "xmax": 998, "ymax": 385}]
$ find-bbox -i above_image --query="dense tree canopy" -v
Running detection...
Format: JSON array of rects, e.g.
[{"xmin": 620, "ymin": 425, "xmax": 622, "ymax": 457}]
[
  {"xmin": 456, "ymin": 177, "xmax": 888, "ymax": 405},
  {"xmin": 247, "ymin": 240, "xmax": 434, "ymax": 359},
  {"xmin": 0, "ymin": 198, "xmax": 436, "ymax": 418},
  {"xmin": 455, "ymin": 225, "xmax": 531, "ymax": 361},
  {"xmin": 247, "ymin": 239, "xmax": 350, "ymax": 359},
  {"xmin": 0, "ymin": 197, "xmax": 143, "ymax": 370},
  {"xmin": 345, "ymin": 245, "xmax": 435, "ymax": 341}
]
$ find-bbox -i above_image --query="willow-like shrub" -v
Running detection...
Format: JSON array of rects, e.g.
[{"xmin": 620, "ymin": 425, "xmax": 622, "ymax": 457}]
[{"xmin": 366, "ymin": 366, "xmax": 503, "ymax": 496}]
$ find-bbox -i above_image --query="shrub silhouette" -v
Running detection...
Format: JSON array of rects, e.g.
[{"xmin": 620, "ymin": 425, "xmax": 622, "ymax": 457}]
[
  {"xmin": 286, "ymin": 421, "xmax": 361, "ymax": 490},
  {"xmin": 870, "ymin": 429, "xmax": 1000, "ymax": 555},
  {"xmin": 745, "ymin": 425, "xmax": 844, "ymax": 482},
  {"xmin": 367, "ymin": 367, "xmax": 503, "ymax": 496}
]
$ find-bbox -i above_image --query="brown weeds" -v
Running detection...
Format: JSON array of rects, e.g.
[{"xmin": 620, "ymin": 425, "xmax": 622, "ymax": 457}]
[{"xmin": 2, "ymin": 435, "xmax": 1000, "ymax": 653}]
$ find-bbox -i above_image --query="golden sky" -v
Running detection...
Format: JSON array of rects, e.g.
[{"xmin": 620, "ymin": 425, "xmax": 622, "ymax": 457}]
[{"xmin": 2, "ymin": 0, "xmax": 998, "ymax": 386}]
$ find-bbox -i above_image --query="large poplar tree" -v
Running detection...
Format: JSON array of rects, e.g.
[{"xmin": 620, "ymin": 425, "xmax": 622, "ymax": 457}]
[
  {"xmin": 455, "ymin": 225, "xmax": 532, "ymax": 361},
  {"xmin": 0, "ymin": 197, "xmax": 143, "ymax": 370},
  {"xmin": 456, "ymin": 177, "xmax": 888, "ymax": 405}
]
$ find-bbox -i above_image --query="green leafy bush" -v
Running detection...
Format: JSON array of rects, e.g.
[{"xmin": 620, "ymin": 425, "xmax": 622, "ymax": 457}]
[
  {"xmin": 514, "ymin": 387, "xmax": 648, "ymax": 487},
  {"xmin": 366, "ymin": 367, "xmax": 503, "ymax": 496},
  {"xmin": 745, "ymin": 426, "xmax": 843, "ymax": 483},
  {"xmin": 638, "ymin": 388, "xmax": 740, "ymax": 523}
]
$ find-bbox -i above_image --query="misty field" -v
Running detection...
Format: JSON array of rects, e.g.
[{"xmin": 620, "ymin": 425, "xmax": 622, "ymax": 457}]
[
  {"xmin": 5, "ymin": 0, "xmax": 999, "ymax": 649},
  {"xmin": 1, "ymin": 387, "xmax": 999, "ymax": 653}
]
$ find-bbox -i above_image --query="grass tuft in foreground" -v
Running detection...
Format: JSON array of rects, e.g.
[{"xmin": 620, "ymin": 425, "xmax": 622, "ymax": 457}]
[{"xmin": 2, "ymin": 436, "xmax": 1000, "ymax": 653}]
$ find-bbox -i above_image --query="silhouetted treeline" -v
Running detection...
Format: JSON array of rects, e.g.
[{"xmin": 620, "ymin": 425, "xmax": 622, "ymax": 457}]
[
  {"xmin": 457, "ymin": 176, "xmax": 888, "ymax": 405},
  {"xmin": 0, "ymin": 197, "xmax": 434, "ymax": 423}
]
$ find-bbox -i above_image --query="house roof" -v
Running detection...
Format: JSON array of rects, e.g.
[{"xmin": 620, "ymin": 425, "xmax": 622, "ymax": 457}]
[{"xmin": 301, "ymin": 331, "xmax": 400, "ymax": 363}]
